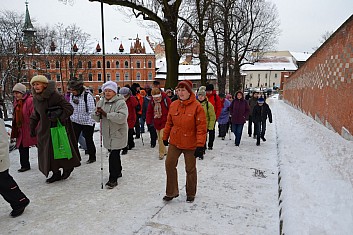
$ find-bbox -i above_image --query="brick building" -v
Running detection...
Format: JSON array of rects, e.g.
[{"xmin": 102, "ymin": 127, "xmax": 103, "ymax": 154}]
[
  {"xmin": 0, "ymin": 2, "xmax": 156, "ymax": 96},
  {"xmin": 283, "ymin": 15, "xmax": 353, "ymax": 140}
]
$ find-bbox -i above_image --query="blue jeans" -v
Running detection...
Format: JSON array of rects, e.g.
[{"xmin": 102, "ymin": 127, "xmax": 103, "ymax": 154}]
[{"xmin": 231, "ymin": 124, "xmax": 244, "ymax": 146}]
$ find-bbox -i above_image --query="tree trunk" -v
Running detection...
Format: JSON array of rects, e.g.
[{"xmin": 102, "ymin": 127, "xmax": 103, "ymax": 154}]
[
  {"xmin": 162, "ymin": 32, "xmax": 179, "ymax": 89},
  {"xmin": 199, "ymin": 36, "xmax": 208, "ymax": 86}
]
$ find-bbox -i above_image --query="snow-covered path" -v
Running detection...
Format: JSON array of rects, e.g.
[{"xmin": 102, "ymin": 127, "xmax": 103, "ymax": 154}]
[{"xmin": 1, "ymin": 96, "xmax": 352, "ymax": 234}]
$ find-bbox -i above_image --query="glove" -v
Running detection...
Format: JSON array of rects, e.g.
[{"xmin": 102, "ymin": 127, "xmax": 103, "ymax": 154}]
[
  {"xmin": 30, "ymin": 129, "xmax": 36, "ymax": 137},
  {"xmin": 96, "ymin": 107, "xmax": 107, "ymax": 117},
  {"xmin": 163, "ymin": 140, "xmax": 169, "ymax": 146},
  {"xmin": 194, "ymin": 147, "xmax": 204, "ymax": 158},
  {"xmin": 47, "ymin": 106, "xmax": 63, "ymax": 120}
]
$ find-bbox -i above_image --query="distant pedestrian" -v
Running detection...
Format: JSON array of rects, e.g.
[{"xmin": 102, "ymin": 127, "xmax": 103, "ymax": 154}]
[
  {"xmin": 205, "ymin": 84, "xmax": 222, "ymax": 150},
  {"xmin": 92, "ymin": 81, "xmax": 128, "ymax": 189},
  {"xmin": 67, "ymin": 77, "xmax": 97, "ymax": 164},
  {"xmin": 252, "ymin": 97, "xmax": 272, "ymax": 146},
  {"xmin": 119, "ymin": 87, "xmax": 138, "ymax": 155},
  {"xmin": 30, "ymin": 75, "xmax": 81, "ymax": 183},
  {"xmin": 229, "ymin": 91, "xmax": 250, "ymax": 147},
  {"xmin": 196, "ymin": 86, "xmax": 216, "ymax": 159},
  {"xmin": 142, "ymin": 87, "xmax": 157, "ymax": 148},
  {"xmin": 0, "ymin": 118, "xmax": 30, "ymax": 217},
  {"xmin": 247, "ymin": 91, "xmax": 259, "ymax": 138},
  {"xmin": 11, "ymin": 83, "xmax": 37, "ymax": 172},
  {"xmin": 163, "ymin": 80, "xmax": 207, "ymax": 203},
  {"xmin": 217, "ymin": 93, "xmax": 231, "ymax": 140},
  {"xmin": 146, "ymin": 88, "xmax": 171, "ymax": 160}
]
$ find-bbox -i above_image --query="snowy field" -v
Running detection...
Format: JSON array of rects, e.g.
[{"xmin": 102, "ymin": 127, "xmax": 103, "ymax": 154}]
[{"xmin": 1, "ymin": 96, "xmax": 353, "ymax": 235}]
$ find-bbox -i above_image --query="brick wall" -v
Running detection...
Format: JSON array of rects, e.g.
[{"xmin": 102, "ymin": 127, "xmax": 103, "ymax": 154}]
[{"xmin": 283, "ymin": 15, "xmax": 353, "ymax": 140}]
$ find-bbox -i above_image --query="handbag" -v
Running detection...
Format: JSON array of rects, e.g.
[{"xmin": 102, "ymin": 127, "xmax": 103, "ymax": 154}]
[{"xmin": 50, "ymin": 119, "xmax": 72, "ymax": 160}]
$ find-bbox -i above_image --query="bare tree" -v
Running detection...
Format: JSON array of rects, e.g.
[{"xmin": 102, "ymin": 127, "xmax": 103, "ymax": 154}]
[
  {"xmin": 207, "ymin": 0, "xmax": 279, "ymax": 94},
  {"xmin": 312, "ymin": 30, "xmax": 334, "ymax": 51}
]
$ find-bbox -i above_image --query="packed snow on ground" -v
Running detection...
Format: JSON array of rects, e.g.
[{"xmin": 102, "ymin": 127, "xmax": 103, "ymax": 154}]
[{"xmin": 1, "ymin": 96, "xmax": 352, "ymax": 235}]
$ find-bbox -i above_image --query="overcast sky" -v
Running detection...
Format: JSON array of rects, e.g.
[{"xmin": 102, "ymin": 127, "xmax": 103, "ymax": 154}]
[{"xmin": 1, "ymin": 0, "xmax": 353, "ymax": 53}]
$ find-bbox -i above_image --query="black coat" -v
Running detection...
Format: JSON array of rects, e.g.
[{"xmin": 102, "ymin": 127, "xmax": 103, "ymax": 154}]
[{"xmin": 252, "ymin": 103, "xmax": 272, "ymax": 123}]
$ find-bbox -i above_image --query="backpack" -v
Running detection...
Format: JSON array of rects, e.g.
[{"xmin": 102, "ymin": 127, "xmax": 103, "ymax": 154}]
[{"xmin": 72, "ymin": 91, "xmax": 95, "ymax": 113}]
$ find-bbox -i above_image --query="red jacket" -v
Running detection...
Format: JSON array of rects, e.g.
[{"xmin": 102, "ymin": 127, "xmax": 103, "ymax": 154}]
[
  {"xmin": 126, "ymin": 95, "xmax": 138, "ymax": 128},
  {"xmin": 146, "ymin": 93, "xmax": 171, "ymax": 130},
  {"xmin": 11, "ymin": 93, "xmax": 37, "ymax": 147},
  {"xmin": 163, "ymin": 93, "xmax": 207, "ymax": 150},
  {"xmin": 206, "ymin": 90, "xmax": 222, "ymax": 120}
]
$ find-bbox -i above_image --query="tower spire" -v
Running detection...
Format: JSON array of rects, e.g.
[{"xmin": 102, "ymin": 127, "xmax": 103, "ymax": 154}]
[{"xmin": 23, "ymin": 1, "xmax": 36, "ymax": 47}]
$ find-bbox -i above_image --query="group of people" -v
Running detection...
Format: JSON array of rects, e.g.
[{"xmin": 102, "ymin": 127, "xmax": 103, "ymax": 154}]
[{"xmin": 1, "ymin": 75, "xmax": 273, "ymax": 217}]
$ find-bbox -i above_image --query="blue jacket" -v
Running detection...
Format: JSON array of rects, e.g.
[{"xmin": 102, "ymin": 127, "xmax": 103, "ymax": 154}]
[{"xmin": 218, "ymin": 98, "xmax": 231, "ymax": 125}]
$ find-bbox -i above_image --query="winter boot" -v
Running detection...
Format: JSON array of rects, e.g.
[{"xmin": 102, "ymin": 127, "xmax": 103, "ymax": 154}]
[
  {"xmin": 186, "ymin": 196, "xmax": 195, "ymax": 203},
  {"xmin": 105, "ymin": 181, "xmax": 118, "ymax": 189},
  {"xmin": 163, "ymin": 194, "xmax": 179, "ymax": 201},
  {"xmin": 62, "ymin": 168, "xmax": 74, "ymax": 180},
  {"xmin": 10, "ymin": 198, "xmax": 30, "ymax": 218},
  {"xmin": 261, "ymin": 136, "xmax": 266, "ymax": 141},
  {"xmin": 46, "ymin": 171, "xmax": 62, "ymax": 184}
]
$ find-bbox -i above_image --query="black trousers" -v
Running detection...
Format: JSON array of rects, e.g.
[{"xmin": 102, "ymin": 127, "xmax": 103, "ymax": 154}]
[
  {"xmin": 0, "ymin": 170, "xmax": 29, "ymax": 210},
  {"xmin": 208, "ymin": 129, "xmax": 215, "ymax": 149},
  {"xmin": 109, "ymin": 150, "xmax": 122, "ymax": 182},
  {"xmin": 218, "ymin": 124, "xmax": 228, "ymax": 138},
  {"xmin": 134, "ymin": 115, "xmax": 141, "ymax": 138},
  {"xmin": 148, "ymin": 125, "xmax": 157, "ymax": 146},
  {"xmin": 248, "ymin": 115, "xmax": 258, "ymax": 136},
  {"xmin": 73, "ymin": 123, "xmax": 96, "ymax": 161},
  {"xmin": 255, "ymin": 121, "xmax": 267, "ymax": 141},
  {"xmin": 18, "ymin": 144, "xmax": 30, "ymax": 169}
]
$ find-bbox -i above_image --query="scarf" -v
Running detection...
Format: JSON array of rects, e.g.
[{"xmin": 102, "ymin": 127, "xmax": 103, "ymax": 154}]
[
  {"xmin": 15, "ymin": 99, "xmax": 24, "ymax": 128},
  {"xmin": 153, "ymin": 99, "xmax": 162, "ymax": 119}
]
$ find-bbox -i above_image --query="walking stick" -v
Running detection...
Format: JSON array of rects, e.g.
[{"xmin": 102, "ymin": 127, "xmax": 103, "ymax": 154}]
[{"xmin": 100, "ymin": 119, "xmax": 104, "ymax": 189}]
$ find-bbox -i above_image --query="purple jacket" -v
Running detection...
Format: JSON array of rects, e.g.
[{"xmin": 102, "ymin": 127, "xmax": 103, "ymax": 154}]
[
  {"xmin": 229, "ymin": 91, "xmax": 250, "ymax": 124},
  {"xmin": 218, "ymin": 98, "xmax": 231, "ymax": 125},
  {"xmin": 12, "ymin": 93, "xmax": 37, "ymax": 148}
]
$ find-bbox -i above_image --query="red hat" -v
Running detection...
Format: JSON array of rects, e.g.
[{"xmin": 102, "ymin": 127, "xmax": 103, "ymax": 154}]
[{"xmin": 177, "ymin": 80, "xmax": 193, "ymax": 94}]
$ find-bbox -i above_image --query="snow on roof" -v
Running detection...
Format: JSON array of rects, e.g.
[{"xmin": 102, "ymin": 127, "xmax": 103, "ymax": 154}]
[
  {"xmin": 241, "ymin": 56, "xmax": 298, "ymax": 71},
  {"xmin": 290, "ymin": 51, "xmax": 312, "ymax": 62}
]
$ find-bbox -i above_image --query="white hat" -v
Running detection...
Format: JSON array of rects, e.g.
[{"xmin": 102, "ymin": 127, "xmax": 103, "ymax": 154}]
[
  {"xmin": 119, "ymin": 87, "xmax": 131, "ymax": 96},
  {"xmin": 13, "ymin": 83, "xmax": 26, "ymax": 94},
  {"xmin": 102, "ymin": 81, "xmax": 117, "ymax": 93}
]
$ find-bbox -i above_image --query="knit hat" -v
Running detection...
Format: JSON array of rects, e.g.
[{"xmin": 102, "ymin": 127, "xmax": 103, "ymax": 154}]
[
  {"xmin": 119, "ymin": 87, "xmax": 131, "ymax": 96},
  {"xmin": 197, "ymin": 86, "xmax": 206, "ymax": 96},
  {"xmin": 30, "ymin": 75, "xmax": 48, "ymax": 85},
  {"xmin": 67, "ymin": 77, "xmax": 84, "ymax": 91},
  {"xmin": 102, "ymin": 81, "xmax": 118, "ymax": 93},
  {"xmin": 257, "ymin": 97, "xmax": 265, "ymax": 103},
  {"xmin": 176, "ymin": 80, "xmax": 193, "ymax": 94},
  {"xmin": 12, "ymin": 83, "xmax": 26, "ymax": 94},
  {"xmin": 205, "ymin": 83, "xmax": 214, "ymax": 91},
  {"xmin": 151, "ymin": 87, "xmax": 161, "ymax": 96}
]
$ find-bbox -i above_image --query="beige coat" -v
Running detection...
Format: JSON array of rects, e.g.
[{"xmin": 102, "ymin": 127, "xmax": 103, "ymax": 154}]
[
  {"xmin": 92, "ymin": 94, "xmax": 128, "ymax": 150},
  {"xmin": 0, "ymin": 119, "xmax": 10, "ymax": 172}
]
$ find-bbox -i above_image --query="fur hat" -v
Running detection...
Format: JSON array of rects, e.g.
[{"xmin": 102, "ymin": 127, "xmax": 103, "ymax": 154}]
[
  {"xmin": 197, "ymin": 86, "xmax": 206, "ymax": 96},
  {"xmin": 67, "ymin": 77, "xmax": 84, "ymax": 91},
  {"xmin": 176, "ymin": 80, "xmax": 193, "ymax": 94},
  {"xmin": 12, "ymin": 83, "xmax": 26, "ymax": 94},
  {"xmin": 205, "ymin": 83, "xmax": 214, "ymax": 91},
  {"xmin": 30, "ymin": 75, "xmax": 48, "ymax": 85},
  {"xmin": 151, "ymin": 87, "xmax": 161, "ymax": 96},
  {"xmin": 257, "ymin": 97, "xmax": 265, "ymax": 103},
  {"xmin": 102, "ymin": 81, "xmax": 117, "ymax": 93},
  {"xmin": 119, "ymin": 87, "xmax": 131, "ymax": 96}
]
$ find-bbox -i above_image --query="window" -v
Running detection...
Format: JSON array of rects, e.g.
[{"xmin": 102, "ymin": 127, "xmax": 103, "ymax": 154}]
[
  {"xmin": 115, "ymin": 61, "xmax": 120, "ymax": 68},
  {"xmin": 56, "ymin": 74, "xmax": 61, "ymax": 81},
  {"xmin": 97, "ymin": 61, "xmax": 101, "ymax": 68},
  {"xmin": 265, "ymin": 83, "xmax": 267, "ymax": 87},
  {"xmin": 70, "ymin": 73, "xmax": 74, "ymax": 79},
  {"xmin": 56, "ymin": 61, "xmax": 60, "ymax": 69},
  {"xmin": 136, "ymin": 72, "xmax": 141, "ymax": 80},
  {"xmin": 250, "ymin": 83, "xmax": 253, "ymax": 87},
  {"xmin": 124, "ymin": 61, "xmax": 129, "ymax": 68},
  {"xmin": 124, "ymin": 72, "xmax": 129, "ymax": 80},
  {"xmin": 258, "ymin": 74, "xmax": 260, "ymax": 79},
  {"xmin": 107, "ymin": 73, "xmax": 111, "ymax": 81},
  {"xmin": 22, "ymin": 61, "xmax": 27, "ymax": 69},
  {"xmin": 88, "ymin": 61, "xmax": 92, "ymax": 68},
  {"xmin": 273, "ymin": 82, "xmax": 275, "ymax": 86},
  {"xmin": 98, "ymin": 73, "xmax": 102, "ymax": 81},
  {"xmin": 265, "ymin": 73, "xmax": 268, "ymax": 79},
  {"xmin": 250, "ymin": 74, "xmax": 253, "ymax": 79},
  {"xmin": 107, "ymin": 61, "xmax": 110, "ymax": 68},
  {"xmin": 79, "ymin": 74, "xmax": 83, "ymax": 80},
  {"xmin": 32, "ymin": 61, "xmax": 37, "ymax": 69},
  {"xmin": 57, "ymin": 87, "xmax": 62, "ymax": 93},
  {"xmin": 78, "ymin": 61, "xmax": 83, "ymax": 68},
  {"xmin": 136, "ymin": 61, "xmax": 141, "ymax": 68},
  {"xmin": 147, "ymin": 61, "xmax": 152, "ymax": 68},
  {"xmin": 148, "ymin": 72, "xmax": 152, "ymax": 80},
  {"xmin": 46, "ymin": 60, "xmax": 50, "ymax": 69},
  {"xmin": 69, "ymin": 61, "xmax": 73, "ymax": 68},
  {"xmin": 88, "ymin": 73, "xmax": 93, "ymax": 81},
  {"xmin": 115, "ymin": 72, "xmax": 120, "ymax": 81},
  {"xmin": 274, "ymin": 73, "xmax": 278, "ymax": 78}
]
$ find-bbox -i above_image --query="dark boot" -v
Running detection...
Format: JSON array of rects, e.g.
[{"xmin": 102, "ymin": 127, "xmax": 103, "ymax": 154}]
[
  {"xmin": 163, "ymin": 194, "xmax": 179, "ymax": 201},
  {"xmin": 10, "ymin": 198, "xmax": 30, "ymax": 218},
  {"xmin": 62, "ymin": 168, "xmax": 74, "ymax": 180},
  {"xmin": 46, "ymin": 171, "xmax": 62, "ymax": 184}
]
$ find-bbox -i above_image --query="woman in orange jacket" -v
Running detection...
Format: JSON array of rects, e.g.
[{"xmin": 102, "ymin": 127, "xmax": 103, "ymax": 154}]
[{"xmin": 162, "ymin": 80, "xmax": 207, "ymax": 203}]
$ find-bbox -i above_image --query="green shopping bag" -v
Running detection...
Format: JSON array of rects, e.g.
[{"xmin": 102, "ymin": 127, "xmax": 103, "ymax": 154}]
[{"xmin": 50, "ymin": 120, "xmax": 72, "ymax": 160}]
